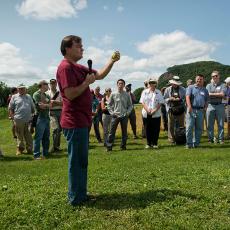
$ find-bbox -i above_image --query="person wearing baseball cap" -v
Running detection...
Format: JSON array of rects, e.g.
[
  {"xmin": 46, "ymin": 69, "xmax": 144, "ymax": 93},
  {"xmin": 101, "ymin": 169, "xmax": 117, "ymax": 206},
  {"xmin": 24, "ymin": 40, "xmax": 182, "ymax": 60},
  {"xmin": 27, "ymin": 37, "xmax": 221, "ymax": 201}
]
[
  {"xmin": 8, "ymin": 84, "xmax": 35, "ymax": 155},
  {"xmin": 206, "ymin": 71, "xmax": 226, "ymax": 144}
]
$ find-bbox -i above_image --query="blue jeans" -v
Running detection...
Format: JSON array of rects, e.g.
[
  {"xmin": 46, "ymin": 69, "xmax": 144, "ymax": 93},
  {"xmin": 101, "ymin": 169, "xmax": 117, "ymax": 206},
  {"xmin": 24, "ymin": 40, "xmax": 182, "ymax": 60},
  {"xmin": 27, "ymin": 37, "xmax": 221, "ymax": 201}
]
[
  {"xmin": 63, "ymin": 127, "xmax": 89, "ymax": 205},
  {"xmin": 33, "ymin": 117, "xmax": 50, "ymax": 158},
  {"xmin": 186, "ymin": 109, "xmax": 204, "ymax": 147},
  {"xmin": 206, "ymin": 104, "xmax": 225, "ymax": 142}
]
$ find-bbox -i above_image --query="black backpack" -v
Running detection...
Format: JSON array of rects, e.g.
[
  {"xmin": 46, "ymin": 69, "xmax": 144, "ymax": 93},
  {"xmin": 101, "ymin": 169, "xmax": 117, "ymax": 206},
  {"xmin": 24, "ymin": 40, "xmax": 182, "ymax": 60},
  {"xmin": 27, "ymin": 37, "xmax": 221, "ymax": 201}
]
[{"xmin": 174, "ymin": 127, "xmax": 186, "ymax": 145}]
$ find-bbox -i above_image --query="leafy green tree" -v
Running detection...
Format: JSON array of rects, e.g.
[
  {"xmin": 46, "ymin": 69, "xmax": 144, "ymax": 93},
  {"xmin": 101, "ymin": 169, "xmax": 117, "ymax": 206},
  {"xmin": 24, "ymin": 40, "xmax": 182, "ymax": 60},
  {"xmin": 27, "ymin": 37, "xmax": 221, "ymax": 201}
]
[
  {"xmin": 0, "ymin": 82, "xmax": 11, "ymax": 106},
  {"xmin": 133, "ymin": 87, "xmax": 144, "ymax": 104},
  {"xmin": 158, "ymin": 61, "xmax": 230, "ymax": 89},
  {"xmin": 27, "ymin": 83, "xmax": 39, "ymax": 97}
]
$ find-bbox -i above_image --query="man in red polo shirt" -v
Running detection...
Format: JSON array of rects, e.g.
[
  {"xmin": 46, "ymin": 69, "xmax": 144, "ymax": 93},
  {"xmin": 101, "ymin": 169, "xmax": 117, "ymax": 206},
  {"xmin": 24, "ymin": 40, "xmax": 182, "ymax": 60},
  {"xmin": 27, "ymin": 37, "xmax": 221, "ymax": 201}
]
[{"xmin": 56, "ymin": 35, "xmax": 120, "ymax": 206}]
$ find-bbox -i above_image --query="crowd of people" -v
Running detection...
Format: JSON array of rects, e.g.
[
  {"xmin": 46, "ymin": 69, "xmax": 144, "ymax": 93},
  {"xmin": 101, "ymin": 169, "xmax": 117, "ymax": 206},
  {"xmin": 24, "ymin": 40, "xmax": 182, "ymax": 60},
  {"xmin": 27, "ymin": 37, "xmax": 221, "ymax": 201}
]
[
  {"xmin": 0, "ymin": 34, "xmax": 229, "ymax": 207},
  {"xmin": 1, "ymin": 69, "xmax": 230, "ymax": 157}
]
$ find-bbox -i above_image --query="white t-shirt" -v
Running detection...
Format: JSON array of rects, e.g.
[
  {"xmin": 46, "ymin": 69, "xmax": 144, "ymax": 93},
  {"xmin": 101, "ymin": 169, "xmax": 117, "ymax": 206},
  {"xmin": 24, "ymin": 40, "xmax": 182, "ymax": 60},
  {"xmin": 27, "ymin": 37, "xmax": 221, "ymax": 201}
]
[{"xmin": 139, "ymin": 88, "xmax": 164, "ymax": 118}]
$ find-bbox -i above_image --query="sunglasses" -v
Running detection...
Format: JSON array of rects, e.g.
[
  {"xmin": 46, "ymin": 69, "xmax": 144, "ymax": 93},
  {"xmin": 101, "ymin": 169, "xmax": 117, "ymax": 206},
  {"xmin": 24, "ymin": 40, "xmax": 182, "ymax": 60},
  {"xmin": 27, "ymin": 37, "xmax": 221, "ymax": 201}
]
[{"xmin": 212, "ymin": 75, "xmax": 219, "ymax": 78}]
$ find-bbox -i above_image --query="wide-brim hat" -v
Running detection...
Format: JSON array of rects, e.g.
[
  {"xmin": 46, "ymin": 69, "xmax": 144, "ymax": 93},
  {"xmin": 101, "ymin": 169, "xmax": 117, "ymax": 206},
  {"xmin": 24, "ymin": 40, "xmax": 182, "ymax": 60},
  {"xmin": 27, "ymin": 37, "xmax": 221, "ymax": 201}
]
[
  {"xmin": 17, "ymin": 84, "xmax": 26, "ymax": 89},
  {"xmin": 169, "ymin": 76, "xmax": 182, "ymax": 85},
  {"xmin": 148, "ymin": 77, "xmax": 158, "ymax": 84},
  {"xmin": 224, "ymin": 77, "xmax": 230, "ymax": 84}
]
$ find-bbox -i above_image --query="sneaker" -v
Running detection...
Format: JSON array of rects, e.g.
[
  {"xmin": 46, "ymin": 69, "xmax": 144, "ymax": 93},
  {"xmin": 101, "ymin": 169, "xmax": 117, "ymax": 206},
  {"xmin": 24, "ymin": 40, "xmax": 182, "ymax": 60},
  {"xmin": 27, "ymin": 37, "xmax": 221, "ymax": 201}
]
[
  {"xmin": 219, "ymin": 140, "xmax": 224, "ymax": 145},
  {"xmin": 34, "ymin": 157, "xmax": 42, "ymax": 160},
  {"xmin": 145, "ymin": 145, "xmax": 151, "ymax": 149},
  {"xmin": 71, "ymin": 194, "xmax": 97, "ymax": 206},
  {"xmin": 152, "ymin": 145, "xmax": 159, "ymax": 149},
  {"xmin": 133, "ymin": 135, "xmax": 138, "ymax": 139},
  {"xmin": 50, "ymin": 147, "xmax": 62, "ymax": 153},
  {"xmin": 185, "ymin": 145, "xmax": 193, "ymax": 149}
]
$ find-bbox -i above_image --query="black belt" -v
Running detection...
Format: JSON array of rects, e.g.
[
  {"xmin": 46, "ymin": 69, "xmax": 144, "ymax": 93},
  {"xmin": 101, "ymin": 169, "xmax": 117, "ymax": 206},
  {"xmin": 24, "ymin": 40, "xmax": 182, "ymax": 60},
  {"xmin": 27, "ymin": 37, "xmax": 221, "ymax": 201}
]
[
  {"xmin": 50, "ymin": 109, "xmax": 62, "ymax": 111},
  {"xmin": 192, "ymin": 106, "xmax": 204, "ymax": 110},
  {"xmin": 209, "ymin": 102, "xmax": 222, "ymax": 105}
]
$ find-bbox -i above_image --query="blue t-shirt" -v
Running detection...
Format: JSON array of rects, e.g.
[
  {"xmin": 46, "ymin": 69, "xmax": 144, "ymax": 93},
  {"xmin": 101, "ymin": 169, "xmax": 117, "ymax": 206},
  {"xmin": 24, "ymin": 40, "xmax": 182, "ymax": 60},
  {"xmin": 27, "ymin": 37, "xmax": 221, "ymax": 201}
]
[{"xmin": 186, "ymin": 85, "xmax": 209, "ymax": 108}]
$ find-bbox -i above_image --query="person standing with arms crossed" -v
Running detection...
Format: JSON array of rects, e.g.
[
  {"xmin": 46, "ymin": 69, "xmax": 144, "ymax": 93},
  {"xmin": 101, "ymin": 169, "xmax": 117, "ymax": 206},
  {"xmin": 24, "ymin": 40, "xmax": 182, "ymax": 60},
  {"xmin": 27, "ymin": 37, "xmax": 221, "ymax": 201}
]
[
  {"xmin": 56, "ymin": 35, "xmax": 120, "ymax": 206},
  {"xmin": 206, "ymin": 71, "xmax": 226, "ymax": 144}
]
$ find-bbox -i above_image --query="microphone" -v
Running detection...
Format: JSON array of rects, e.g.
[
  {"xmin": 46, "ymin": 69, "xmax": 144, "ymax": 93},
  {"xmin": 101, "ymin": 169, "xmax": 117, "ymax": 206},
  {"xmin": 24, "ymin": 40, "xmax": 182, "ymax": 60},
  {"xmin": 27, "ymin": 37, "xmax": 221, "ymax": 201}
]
[{"xmin": 87, "ymin": 59, "xmax": 92, "ymax": 74}]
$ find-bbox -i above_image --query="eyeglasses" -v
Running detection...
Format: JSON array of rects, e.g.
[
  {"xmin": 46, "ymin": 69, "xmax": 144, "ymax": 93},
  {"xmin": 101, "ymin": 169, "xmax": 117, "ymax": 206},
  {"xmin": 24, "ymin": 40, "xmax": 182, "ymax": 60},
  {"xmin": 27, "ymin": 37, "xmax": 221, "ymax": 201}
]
[
  {"xmin": 106, "ymin": 90, "xmax": 111, "ymax": 93},
  {"xmin": 212, "ymin": 75, "xmax": 219, "ymax": 78}
]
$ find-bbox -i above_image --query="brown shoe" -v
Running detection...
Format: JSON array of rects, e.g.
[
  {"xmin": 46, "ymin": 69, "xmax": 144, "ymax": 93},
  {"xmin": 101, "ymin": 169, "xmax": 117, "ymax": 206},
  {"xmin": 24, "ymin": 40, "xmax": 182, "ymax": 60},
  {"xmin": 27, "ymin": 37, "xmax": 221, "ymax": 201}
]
[
  {"xmin": 26, "ymin": 149, "xmax": 33, "ymax": 154},
  {"xmin": 16, "ymin": 147, "xmax": 23, "ymax": 156}
]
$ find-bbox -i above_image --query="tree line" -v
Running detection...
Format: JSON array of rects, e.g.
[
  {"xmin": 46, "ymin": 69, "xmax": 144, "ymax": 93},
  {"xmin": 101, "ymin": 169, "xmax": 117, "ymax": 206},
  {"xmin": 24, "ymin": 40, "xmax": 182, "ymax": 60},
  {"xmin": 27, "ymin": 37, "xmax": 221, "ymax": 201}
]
[{"xmin": 1, "ymin": 61, "xmax": 229, "ymax": 106}]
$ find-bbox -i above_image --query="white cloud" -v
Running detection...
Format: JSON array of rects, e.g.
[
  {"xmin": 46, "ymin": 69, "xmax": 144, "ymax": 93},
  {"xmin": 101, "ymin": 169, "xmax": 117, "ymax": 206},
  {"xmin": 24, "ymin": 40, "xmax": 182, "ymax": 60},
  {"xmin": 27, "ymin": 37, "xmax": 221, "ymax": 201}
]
[
  {"xmin": 16, "ymin": 0, "xmax": 87, "ymax": 20},
  {"xmin": 117, "ymin": 5, "xmax": 124, "ymax": 12},
  {"xmin": 83, "ymin": 31, "xmax": 218, "ymax": 91},
  {"xmin": 91, "ymin": 34, "xmax": 114, "ymax": 47},
  {"xmin": 0, "ymin": 30, "xmax": 218, "ymax": 91},
  {"xmin": 101, "ymin": 35, "xmax": 114, "ymax": 46},
  {"xmin": 0, "ymin": 42, "xmax": 43, "ymax": 86},
  {"xmin": 73, "ymin": 0, "xmax": 87, "ymax": 10},
  {"xmin": 136, "ymin": 30, "xmax": 217, "ymax": 68},
  {"xmin": 82, "ymin": 47, "xmax": 155, "ymax": 90}
]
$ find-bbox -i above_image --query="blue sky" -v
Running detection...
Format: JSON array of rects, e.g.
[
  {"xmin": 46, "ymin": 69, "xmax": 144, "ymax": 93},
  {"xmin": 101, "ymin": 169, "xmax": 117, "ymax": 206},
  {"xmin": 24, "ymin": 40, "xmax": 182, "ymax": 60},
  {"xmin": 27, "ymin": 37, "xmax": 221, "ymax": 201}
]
[{"xmin": 0, "ymin": 0, "xmax": 229, "ymax": 90}]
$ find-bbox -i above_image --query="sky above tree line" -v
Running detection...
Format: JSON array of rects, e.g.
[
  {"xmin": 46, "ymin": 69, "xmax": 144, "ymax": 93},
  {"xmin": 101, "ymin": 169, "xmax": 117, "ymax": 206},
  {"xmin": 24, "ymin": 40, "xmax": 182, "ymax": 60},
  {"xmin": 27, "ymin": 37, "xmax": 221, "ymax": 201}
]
[{"xmin": 0, "ymin": 0, "xmax": 229, "ymax": 91}]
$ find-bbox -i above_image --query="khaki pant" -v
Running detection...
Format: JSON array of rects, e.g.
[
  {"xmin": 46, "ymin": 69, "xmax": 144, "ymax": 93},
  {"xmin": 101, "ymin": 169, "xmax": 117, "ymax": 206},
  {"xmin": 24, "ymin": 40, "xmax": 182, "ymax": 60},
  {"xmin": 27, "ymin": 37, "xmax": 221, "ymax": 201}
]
[
  {"xmin": 168, "ymin": 112, "xmax": 185, "ymax": 142},
  {"xmin": 50, "ymin": 110, "xmax": 62, "ymax": 149},
  {"xmin": 14, "ymin": 120, "xmax": 33, "ymax": 152}
]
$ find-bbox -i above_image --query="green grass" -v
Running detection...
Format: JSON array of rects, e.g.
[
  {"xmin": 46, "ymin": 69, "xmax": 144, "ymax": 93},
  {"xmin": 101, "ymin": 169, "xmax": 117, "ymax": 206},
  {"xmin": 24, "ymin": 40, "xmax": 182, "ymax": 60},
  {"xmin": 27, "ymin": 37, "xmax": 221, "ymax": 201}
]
[{"xmin": 0, "ymin": 113, "xmax": 230, "ymax": 229}]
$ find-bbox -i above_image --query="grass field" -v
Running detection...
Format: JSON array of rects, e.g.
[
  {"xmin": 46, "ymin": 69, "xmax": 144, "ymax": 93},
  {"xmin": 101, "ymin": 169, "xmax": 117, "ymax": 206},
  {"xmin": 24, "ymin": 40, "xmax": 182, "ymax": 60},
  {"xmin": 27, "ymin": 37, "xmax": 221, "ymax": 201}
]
[{"xmin": 0, "ymin": 107, "xmax": 230, "ymax": 229}]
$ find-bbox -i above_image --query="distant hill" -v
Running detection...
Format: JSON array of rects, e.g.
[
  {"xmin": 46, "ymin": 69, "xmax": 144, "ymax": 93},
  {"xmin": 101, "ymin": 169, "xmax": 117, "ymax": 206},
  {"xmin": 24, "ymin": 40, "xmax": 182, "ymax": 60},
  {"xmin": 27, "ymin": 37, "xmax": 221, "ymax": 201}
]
[{"xmin": 158, "ymin": 61, "xmax": 230, "ymax": 89}]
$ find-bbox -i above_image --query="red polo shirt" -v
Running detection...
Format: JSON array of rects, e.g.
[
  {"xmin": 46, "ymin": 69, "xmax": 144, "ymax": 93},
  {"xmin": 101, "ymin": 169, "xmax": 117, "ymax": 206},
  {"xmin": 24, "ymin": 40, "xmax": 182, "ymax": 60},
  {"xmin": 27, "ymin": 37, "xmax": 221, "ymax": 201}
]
[{"xmin": 56, "ymin": 59, "xmax": 97, "ymax": 128}]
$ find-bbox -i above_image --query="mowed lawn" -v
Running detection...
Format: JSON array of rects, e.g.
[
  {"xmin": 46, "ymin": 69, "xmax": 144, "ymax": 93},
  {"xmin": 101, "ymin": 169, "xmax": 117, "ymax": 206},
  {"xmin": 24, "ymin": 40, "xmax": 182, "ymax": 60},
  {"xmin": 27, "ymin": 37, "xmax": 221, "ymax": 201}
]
[{"xmin": 0, "ymin": 106, "xmax": 230, "ymax": 229}]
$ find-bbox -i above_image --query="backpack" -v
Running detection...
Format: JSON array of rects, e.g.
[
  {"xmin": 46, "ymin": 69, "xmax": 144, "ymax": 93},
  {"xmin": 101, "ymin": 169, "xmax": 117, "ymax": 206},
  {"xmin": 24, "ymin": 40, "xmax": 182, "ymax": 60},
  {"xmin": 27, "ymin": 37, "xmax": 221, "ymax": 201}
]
[{"xmin": 174, "ymin": 127, "xmax": 186, "ymax": 145}]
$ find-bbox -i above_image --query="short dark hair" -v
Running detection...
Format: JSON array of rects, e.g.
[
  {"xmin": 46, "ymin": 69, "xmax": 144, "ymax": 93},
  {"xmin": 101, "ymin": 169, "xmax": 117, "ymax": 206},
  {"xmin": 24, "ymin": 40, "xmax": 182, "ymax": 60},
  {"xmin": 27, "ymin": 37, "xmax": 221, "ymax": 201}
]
[
  {"xmin": 50, "ymin": 79, "xmax": 57, "ymax": 83},
  {"xmin": 11, "ymin": 87, "xmax": 17, "ymax": 94},
  {"xmin": 196, "ymin": 74, "xmax": 205, "ymax": 79},
  {"xmin": 60, "ymin": 35, "xmax": 82, "ymax": 56},
  {"xmin": 117, "ymin": 79, "xmax": 125, "ymax": 85}
]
